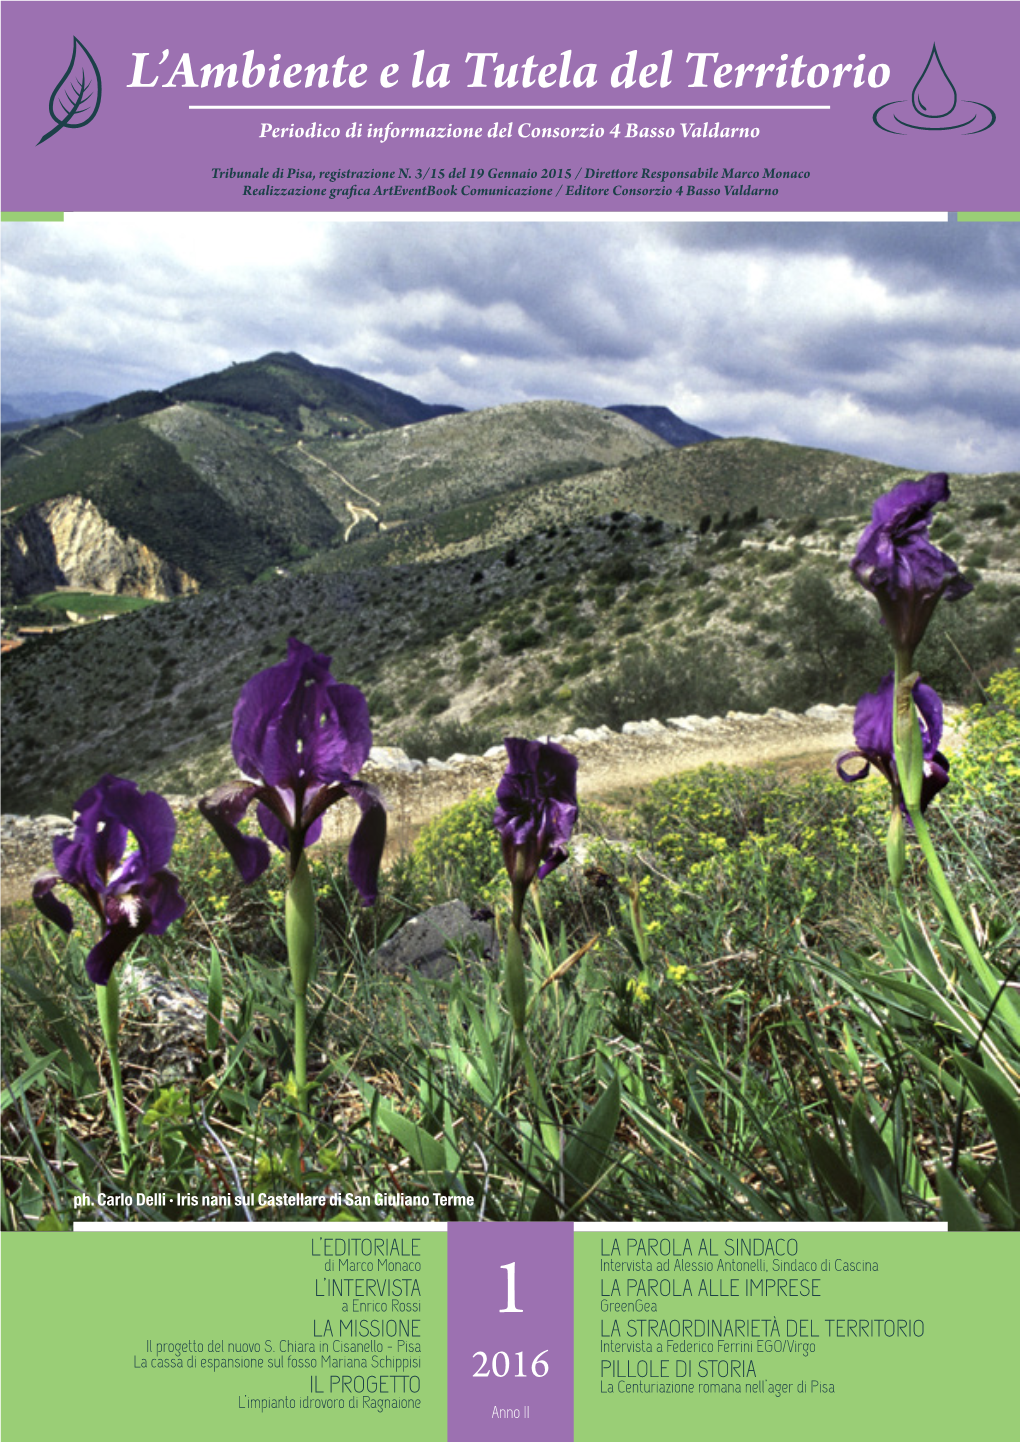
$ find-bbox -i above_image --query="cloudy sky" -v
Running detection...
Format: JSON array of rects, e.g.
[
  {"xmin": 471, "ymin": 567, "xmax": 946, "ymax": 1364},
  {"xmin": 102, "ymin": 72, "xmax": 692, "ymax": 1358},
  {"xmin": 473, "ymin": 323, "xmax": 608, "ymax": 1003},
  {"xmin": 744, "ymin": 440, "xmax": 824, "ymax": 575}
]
[{"xmin": 2, "ymin": 215, "xmax": 1018, "ymax": 472}]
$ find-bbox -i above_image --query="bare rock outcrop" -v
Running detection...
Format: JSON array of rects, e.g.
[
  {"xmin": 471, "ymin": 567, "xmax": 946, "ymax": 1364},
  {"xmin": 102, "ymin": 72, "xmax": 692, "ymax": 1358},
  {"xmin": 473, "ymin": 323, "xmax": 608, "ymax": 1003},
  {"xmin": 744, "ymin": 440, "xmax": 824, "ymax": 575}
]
[
  {"xmin": 373, "ymin": 901, "xmax": 497, "ymax": 980},
  {"xmin": 3, "ymin": 495, "xmax": 199, "ymax": 599}
]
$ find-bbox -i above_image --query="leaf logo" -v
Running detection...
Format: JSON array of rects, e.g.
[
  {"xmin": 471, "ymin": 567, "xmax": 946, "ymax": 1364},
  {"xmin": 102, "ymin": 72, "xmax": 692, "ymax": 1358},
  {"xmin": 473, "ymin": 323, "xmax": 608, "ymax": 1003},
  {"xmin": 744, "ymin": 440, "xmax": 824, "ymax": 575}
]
[{"xmin": 38, "ymin": 36, "xmax": 102, "ymax": 145}]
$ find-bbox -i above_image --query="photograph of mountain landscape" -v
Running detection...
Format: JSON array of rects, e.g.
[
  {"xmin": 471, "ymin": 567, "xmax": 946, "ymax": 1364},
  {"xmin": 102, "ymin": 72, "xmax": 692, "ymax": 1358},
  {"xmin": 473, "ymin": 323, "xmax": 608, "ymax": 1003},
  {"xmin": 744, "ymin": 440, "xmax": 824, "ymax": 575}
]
[{"xmin": 2, "ymin": 217, "xmax": 1018, "ymax": 1227}]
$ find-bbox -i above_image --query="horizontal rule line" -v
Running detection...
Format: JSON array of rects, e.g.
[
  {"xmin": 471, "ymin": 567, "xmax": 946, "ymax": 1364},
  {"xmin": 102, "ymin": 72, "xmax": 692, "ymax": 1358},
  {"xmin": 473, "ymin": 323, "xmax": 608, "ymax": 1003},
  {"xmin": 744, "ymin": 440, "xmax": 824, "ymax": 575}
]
[{"xmin": 188, "ymin": 103, "xmax": 831, "ymax": 112}]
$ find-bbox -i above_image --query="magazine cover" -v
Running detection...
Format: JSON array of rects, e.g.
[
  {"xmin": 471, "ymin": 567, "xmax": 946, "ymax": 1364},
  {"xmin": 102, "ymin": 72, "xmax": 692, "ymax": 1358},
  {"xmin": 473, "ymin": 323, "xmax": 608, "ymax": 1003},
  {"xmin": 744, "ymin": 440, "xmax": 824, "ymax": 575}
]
[{"xmin": 2, "ymin": 2, "xmax": 1017, "ymax": 1437}]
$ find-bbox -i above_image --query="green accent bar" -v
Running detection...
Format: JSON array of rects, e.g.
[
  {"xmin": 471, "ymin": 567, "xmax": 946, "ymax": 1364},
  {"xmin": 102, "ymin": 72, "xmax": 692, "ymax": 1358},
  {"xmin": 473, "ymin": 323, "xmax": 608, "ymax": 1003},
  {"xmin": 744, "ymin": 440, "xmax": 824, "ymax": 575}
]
[
  {"xmin": 2, "ymin": 1229, "xmax": 448, "ymax": 1437},
  {"xmin": 0, "ymin": 212, "xmax": 64, "ymax": 221},
  {"xmin": 575, "ymin": 1230, "xmax": 1018, "ymax": 1438},
  {"xmin": 957, "ymin": 212, "xmax": 1020, "ymax": 221}
]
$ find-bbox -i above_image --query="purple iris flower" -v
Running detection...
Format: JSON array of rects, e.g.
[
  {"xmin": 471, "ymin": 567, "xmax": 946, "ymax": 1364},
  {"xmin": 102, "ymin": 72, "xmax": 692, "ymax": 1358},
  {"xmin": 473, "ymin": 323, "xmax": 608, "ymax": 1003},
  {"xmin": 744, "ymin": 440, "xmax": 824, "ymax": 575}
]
[
  {"xmin": 850, "ymin": 473, "xmax": 972, "ymax": 662},
  {"xmin": 32, "ymin": 775, "xmax": 186, "ymax": 985},
  {"xmin": 837, "ymin": 673, "xmax": 950, "ymax": 814},
  {"xmin": 493, "ymin": 737, "xmax": 579, "ymax": 890},
  {"xmin": 199, "ymin": 638, "xmax": 386, "ymax": 902}
]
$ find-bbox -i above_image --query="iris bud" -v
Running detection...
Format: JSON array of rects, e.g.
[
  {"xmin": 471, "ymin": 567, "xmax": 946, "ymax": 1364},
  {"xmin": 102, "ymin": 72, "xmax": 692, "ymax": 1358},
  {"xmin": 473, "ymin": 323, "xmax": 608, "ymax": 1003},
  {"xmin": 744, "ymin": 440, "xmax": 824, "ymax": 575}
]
[
  {"xmin": 886, "ymin": 808, "xmax": 907, "ymax": 890},
  {"xmin": 894, "ymin": 671, "xmax": 925, "ymax": 814}
]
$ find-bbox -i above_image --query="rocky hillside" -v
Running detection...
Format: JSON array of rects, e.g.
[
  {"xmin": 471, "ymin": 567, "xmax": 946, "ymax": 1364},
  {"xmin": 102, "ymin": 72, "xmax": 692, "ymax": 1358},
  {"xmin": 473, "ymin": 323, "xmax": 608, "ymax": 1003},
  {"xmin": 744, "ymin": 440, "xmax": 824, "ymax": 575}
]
[
  {"xmin": 4, "ymin": 353, "xmax": 1017, "ymax": 820},
  {"xmin": 1, "ymin": 398, "xmax": 349, "ymax": 596},
  {"xmin": 2, "ymin": 361, "xmax": 673, "ymax": 599},
  {"xmin": 286, "ymin": 399, "xmax": 671, "ymax": 530},
  {"xmin": 3, "ymin": 495, "xmax": 199, "ymax": 600},
  {"xmin": 4, "ymin": 474, "xmax": 1017, "ymax": 818}
]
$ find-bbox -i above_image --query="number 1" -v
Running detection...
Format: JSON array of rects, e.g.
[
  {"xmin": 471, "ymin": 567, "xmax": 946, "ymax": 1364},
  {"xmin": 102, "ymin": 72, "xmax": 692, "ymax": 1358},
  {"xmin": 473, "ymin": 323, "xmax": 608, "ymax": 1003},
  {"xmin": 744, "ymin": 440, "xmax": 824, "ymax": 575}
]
[{"xmin": 500, "ymin": 1262, "xmax": 523, "ymax": 1313}]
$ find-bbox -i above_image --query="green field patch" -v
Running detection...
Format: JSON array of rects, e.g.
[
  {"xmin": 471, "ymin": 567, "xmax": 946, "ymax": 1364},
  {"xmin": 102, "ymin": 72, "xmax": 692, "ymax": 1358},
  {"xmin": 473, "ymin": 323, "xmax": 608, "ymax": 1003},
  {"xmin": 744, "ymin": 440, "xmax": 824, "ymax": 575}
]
[{"xmin": 33, "ymin": 591, "xmax": 157, "ymax": 616}]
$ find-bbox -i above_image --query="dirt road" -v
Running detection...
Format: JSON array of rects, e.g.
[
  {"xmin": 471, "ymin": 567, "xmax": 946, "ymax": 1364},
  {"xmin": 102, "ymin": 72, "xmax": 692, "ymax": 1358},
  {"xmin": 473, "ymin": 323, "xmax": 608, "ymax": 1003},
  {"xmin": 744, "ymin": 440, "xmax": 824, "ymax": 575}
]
[
  {"xmin": 333, "ymin": 707, "xmax": 864, "ymax": 862},
  {"xmin": 2, "ymin": 705, "xmax": 966, "ymax": 908}
]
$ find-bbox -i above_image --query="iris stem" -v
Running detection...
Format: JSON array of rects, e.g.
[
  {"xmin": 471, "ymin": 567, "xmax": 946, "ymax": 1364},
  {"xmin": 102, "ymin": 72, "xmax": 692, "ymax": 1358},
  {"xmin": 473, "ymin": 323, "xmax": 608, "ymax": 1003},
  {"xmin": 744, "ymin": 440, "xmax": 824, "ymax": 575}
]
[
  {"xmin": 286, "ymin": 853, "xmax": 317, "ymax": 1120},
  {"xmin": 505, "ymin": 922, "xmax": 529, "ymax": 1034},
  {"xmin": 294, "ymin": 991, "xmax": 308, "ymax": 1115},
  {"xmin": 518, "ymin": 1028, "xmax": 561, "ymax": 1158},
  {"xmin": 518, "ymin": 1032, "xmax": 542, "ymax": 1103},
  {"xmin": 511, "ymin": 874, "xmax": 527, "ymax": 933},
  {"xmin": 904, "ymin": 803, "xmax": 987, "ymax": 975},
  {"xmin": 95, "ymin": 976, "xmax": 131, "ymax": 1171},
  {"xmin": 505, "ymin": 920, "xmax": 559, "ymax": 1156},
  {"xmin": 892, "ymin": 657, "xmax": 985, "ymax": 976}
]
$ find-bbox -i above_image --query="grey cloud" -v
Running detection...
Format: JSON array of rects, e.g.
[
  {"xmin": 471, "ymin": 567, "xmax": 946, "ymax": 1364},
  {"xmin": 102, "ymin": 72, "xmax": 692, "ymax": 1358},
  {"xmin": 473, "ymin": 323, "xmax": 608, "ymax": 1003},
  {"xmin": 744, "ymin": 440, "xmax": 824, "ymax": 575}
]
[
  {"xmin": 2, "ymin": 218, "xmax": 1018, "ymax": 472},
  {"xmin": 670, "ymin": 221, "xmax": 1020, "ymax": 292},
  {"xmin": 317, "ymin": 223, "xmax": 654, "ymax": 361}
]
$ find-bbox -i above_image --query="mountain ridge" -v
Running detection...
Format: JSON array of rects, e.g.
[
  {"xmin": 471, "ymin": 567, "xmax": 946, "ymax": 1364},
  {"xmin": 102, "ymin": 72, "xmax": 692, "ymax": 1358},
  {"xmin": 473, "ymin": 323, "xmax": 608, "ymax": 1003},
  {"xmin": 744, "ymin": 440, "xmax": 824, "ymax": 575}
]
[{"xmin": 607, "ymin": 405, "xmax": 720, "ymax": 448}]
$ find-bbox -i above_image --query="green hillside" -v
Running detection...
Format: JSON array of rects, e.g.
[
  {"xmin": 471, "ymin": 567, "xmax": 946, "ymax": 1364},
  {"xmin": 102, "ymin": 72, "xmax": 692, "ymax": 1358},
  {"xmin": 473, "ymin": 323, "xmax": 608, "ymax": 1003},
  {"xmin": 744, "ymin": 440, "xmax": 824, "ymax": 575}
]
[
  {"xmin": 0, "ymin": 391, "xmax": 173, "ymax": 474},
  {"xmin": 350, "ymin": 433, "xmax": 1017, "ymax": 565},
  {"xmin": 0, "ymin": 419, "xmax": 331, "ymax": 588},
  {"xmin": 1, "ymin": 382, "xmax": 352, "ymax": 593},
  {"xmin": 289, "ymin": 399, "xmax": 671, "ymax": 525},
  {"xmin": 4, "ymin": 466, "xmax": 1018, "ymax": 815},
  {"xmin": 0, "ymin": 349, "xmax": 466, "ymax": 503},
  {"xmin": 167, "ymin": 350, "xmax": 462, "ymax": 434},
  {"xmin": 136, "ymin": 404, "xmax": 340, "ymax": 546}
]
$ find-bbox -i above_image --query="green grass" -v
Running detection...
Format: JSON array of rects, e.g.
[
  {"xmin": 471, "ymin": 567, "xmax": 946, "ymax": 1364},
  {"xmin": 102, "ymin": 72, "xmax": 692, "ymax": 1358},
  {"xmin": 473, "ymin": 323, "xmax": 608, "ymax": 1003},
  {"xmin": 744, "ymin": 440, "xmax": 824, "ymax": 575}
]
[{"xmin": 3, "ymin": 670, "xmax": 1017, "ymax": 1229}]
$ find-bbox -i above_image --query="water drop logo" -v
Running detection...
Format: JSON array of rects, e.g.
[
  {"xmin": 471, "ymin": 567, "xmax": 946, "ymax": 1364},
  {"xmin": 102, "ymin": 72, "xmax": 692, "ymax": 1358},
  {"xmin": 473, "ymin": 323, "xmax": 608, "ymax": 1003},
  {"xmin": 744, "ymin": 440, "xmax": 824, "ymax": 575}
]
[
  {"xmin": 37, "ymin": 36, "xmax": 102, "ymax": 145},
  {"xmin": 873, "ymin": 43, "xmax": 995, "ymax": 133}
]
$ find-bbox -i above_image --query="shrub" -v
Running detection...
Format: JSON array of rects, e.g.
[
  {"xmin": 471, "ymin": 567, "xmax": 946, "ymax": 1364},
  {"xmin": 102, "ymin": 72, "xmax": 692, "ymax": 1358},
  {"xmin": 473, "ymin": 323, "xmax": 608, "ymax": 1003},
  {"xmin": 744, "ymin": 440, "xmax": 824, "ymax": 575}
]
[
  {"xmin": 597, "ymin": 556, "xmax": 637, "ymax": 586},
  {"xmin": 394, "ymin": 715, "xmax": 502, "ymax": 762},
  {"xmin": 949, "ymin": 664, "xmax": 1020, "ymax": 815},
  {"xmin": 366, "ymin": 689, "xmax": 396, "ymax": 721},
  {"xmin": 407, "ymin": 789, "xmax": 503, "ymax": 908},
  {"xmin": 757, "ymin": 568, "xmax": 884, "ymax": 711},
  {"xmin": 634, "ymin": 763, "xmax": 885, "ymax": 949},
  {"xmin": 573, "ymin": 640, "xmax": 746, "ymax": 729},
  {"xmin": 915, "ymin": 601, "xmax": 1020, "ymax": 699},
  {"xmin": 936, "ymin": 663, "xmax": 1020, "ymax": 906},
  {"xmin": 760, "ymin": 548, "xmax": 798, "ymax": 575}
]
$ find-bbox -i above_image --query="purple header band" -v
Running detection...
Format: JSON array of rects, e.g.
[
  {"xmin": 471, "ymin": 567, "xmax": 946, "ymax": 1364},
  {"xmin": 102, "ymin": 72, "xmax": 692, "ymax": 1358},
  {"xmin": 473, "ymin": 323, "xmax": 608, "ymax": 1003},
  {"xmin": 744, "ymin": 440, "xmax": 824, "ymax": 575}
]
[
  {"xmin": 447, "ymin": 1222, "xmax": 574, "ymax": 1437},
  {"xmin": 1, "ymin": 3, "xmax": 1014, "ymax": 211}
]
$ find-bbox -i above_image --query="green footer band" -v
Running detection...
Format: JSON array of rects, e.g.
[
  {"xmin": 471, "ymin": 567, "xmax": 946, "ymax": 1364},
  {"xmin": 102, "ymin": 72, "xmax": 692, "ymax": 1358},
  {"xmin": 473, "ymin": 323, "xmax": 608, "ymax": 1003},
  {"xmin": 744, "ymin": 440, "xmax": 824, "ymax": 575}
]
[
  {"xmin": 957, "ymin": 212, "xmax": 1020, "ymax": 222},
  {"xmin": 1, "ymin": 212, "xmax": 64, "ymax": 222}
]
